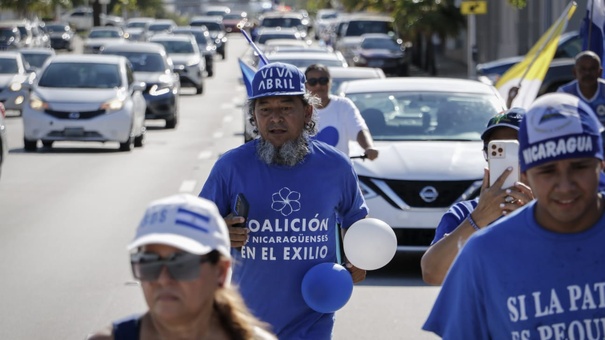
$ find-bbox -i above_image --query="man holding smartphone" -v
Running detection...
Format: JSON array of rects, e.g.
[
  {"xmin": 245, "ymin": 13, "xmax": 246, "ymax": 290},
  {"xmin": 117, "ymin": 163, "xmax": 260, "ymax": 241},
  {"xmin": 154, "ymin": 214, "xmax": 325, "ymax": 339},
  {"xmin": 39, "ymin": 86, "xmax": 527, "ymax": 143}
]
[
  {"xmin": 421, "ymin": 107, "xmax": 534, "ymax": 285},
  {"xmin": 423, "ymin": 92, "xmax": 605, "ymax": 338}
]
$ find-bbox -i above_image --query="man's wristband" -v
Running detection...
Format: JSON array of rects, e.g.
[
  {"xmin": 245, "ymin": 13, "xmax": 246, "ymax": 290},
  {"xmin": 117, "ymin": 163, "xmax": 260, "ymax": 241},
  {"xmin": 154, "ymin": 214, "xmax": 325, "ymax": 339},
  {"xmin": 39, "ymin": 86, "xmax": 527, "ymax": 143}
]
[{"xmin": 468, "ymin": 214, "xmax": 480, "ymax": 231}]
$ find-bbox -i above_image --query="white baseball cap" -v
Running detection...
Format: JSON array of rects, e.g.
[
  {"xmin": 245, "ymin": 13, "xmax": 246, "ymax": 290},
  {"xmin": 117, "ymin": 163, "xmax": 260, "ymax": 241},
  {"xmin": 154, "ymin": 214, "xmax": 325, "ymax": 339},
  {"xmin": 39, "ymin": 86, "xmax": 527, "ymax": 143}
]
[{"xmin": 128, "ymin": 194, "xmax": 231, "ymax": 259}]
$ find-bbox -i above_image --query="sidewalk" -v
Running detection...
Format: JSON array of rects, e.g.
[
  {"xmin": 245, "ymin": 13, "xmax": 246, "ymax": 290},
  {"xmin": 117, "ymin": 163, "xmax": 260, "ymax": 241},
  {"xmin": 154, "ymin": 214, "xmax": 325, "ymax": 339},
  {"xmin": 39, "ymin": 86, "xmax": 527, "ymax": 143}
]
[{"xmin": 409, "ymin": 54, "xmax": 469, "ymax": 79}]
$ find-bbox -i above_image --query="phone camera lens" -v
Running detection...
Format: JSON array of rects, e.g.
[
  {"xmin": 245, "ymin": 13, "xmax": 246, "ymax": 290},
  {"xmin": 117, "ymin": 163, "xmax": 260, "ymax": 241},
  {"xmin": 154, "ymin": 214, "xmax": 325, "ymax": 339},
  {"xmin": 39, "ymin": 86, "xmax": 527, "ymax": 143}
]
[
  {"xmin": 491, "ymin": 151, "xmax": 497, "ymax": 156},
  {"xmin": 498, "ymin": 147, "xmax": 503, "ymax": 153}
]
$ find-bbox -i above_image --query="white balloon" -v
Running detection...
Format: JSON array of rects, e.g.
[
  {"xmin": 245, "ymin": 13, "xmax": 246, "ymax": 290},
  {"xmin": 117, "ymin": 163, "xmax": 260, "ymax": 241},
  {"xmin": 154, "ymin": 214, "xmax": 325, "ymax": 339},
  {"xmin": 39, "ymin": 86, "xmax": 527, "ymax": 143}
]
[{"xmin": 343, "ymin": 218, "xmax": 397, "ymax": 270}]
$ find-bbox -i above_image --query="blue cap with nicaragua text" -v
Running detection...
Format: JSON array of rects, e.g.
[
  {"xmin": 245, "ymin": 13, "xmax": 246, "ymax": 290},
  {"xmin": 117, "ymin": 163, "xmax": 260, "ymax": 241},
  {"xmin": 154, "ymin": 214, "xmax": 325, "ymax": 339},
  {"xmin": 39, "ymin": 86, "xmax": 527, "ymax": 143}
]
[
  {"xmin": 519, "ymin": 93, "xmax": 604, "ymax": 172},
  {"xmin": 250, "ymin": 62, "xmax": 307, "ymax": 99}
]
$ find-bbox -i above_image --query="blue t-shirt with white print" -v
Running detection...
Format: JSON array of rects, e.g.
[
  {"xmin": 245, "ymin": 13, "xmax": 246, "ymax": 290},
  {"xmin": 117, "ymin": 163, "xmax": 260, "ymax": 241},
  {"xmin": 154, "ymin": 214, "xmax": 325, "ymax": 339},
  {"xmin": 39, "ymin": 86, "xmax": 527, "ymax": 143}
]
[{"xmin": 200, "ymin": 139, "xmax": 368, "ymax": 339}]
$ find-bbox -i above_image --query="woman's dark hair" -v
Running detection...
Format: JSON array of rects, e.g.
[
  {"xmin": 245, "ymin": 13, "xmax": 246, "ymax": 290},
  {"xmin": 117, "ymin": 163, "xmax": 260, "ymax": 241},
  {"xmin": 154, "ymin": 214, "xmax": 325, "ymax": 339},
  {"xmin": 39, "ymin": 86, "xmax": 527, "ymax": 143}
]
[{"xmin": 305, "ymin": 63, "xmax": 330, "ymax": 78}]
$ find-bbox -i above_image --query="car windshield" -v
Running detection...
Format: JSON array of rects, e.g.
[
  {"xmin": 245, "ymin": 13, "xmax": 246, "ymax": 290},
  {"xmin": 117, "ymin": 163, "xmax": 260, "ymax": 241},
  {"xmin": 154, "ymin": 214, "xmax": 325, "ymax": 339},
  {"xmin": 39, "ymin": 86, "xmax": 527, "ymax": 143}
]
[
  {"xmin": 345, "ymin": 91, "xmax": 502, "ymax": 141},
  {"xmin": 192, "ymin": 22, "xmax": 221, "ymax": 31},
  {"xmin": 110, "ymin": 52, "xmax": 165, "ymax": 72},
  {"xmin": 261, "ymin": 17, "xmax": 302, "ymax": 28},
  {"xmin": 268, "ymin": 56, "xmax": 343, "ymax": 68},
  {"xmin": 39, "ymin": 62, "xmax": 121, "ymax": 88},
  {"xmin": 346, "ymin": 21, "xmax": 394, "ymax": 37},
  {"xmin": 0, "ymin": 58, "xmax": 18, "ymax": 73},
  {"xmin": 148, "ymin": 24, "xmax": 172, "ymax": 32},
  {"xmin": 22, "ymin": 53, "xmax": 51, "ymax": 68},
  {"xmin": 258, "ymin": 34, "xmax": 297, "ymax": 44},
  {"xmin": 0, "ymin": 29, "xmax": 17, "ymax": 41},
  {"xmin": 154, "ymin": 40, "xmax": 194, "ymax": 54},
  {"xmin": 45, "ymin": 24, "xmax": 69, "ymax": 33},
  {"xmin": 127, "ymin": 22, "xmax": 148, "ymax": 28},
  {"xmin": 89, "ymin": 30, "xmax": 120, "ymax": 38},
  {"xmin": 174, "ymin": 31, "xmax": 207, "ymax": 44},
  {"xmin": 362, "ymin": 38, "xmax": 399, "ymax": 50}
]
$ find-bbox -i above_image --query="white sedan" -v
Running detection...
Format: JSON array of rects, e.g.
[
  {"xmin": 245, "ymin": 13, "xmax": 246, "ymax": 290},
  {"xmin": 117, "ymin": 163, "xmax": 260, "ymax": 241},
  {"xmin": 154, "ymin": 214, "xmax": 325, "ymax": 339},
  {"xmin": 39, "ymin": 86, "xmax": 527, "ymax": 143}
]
[
  {"xmin": 22, "ymin": 54, "xmax": 146, "ymax": 152},
  {"xmin": 339, "ymin": 77, "xmax": 507, "ymax": 252}
]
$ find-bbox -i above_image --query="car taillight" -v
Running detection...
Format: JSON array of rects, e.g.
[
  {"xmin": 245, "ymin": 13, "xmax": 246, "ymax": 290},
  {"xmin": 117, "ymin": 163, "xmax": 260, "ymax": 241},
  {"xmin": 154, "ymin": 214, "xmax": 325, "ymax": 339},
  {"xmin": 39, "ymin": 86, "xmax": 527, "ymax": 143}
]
[{"xmin": 0, "ymin": 103, "xmax": 5, "ymax": 118}]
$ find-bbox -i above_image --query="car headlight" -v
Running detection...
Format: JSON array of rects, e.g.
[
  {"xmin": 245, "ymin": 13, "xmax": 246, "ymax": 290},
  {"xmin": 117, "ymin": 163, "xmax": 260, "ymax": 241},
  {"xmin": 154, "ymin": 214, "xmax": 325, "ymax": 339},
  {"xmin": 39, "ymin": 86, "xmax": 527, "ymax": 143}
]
[
  {"xmin": 29, "ymin": 94, "xmax": 49, "ymax": 111},
  {"xmin": 149, "ymin": 83, "xmax": 171, "ymax": 96},
  {"xmin": 10, "ymin": 82, "xmax": 22, "ymax": 91},
  {"xmin": 62, "ymin": 33, "xmax": 70, "ymax": 40},
  {"xmin": 353, "ymin": 56, "xmax": 367, "ymax": 65},
  {"xmin": 100, "ymin": 98, "xmax": 124, "ymax": 111}
]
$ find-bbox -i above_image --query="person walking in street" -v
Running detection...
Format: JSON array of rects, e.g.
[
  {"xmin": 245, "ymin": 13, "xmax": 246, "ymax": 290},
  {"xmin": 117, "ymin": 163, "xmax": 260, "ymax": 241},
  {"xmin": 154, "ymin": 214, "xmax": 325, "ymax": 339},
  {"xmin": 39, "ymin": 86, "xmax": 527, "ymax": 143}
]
[
  {"xmin": 199, "ymin": 62, "xmax": 369, "ymax": 339},
  {"xmin": 304, "ymin": 63, "xmax": 379, "ymax": 160},
  {"xmin": 423, "ymin": 93, "xmax": 605, "ymax": 338},
  {"xmin": 87, "ymin": 194, "xmax": 276, "ymax": 340},
  {"xmin": 420, "ymin": 108, "xmax": 534, "ymax": 285}
]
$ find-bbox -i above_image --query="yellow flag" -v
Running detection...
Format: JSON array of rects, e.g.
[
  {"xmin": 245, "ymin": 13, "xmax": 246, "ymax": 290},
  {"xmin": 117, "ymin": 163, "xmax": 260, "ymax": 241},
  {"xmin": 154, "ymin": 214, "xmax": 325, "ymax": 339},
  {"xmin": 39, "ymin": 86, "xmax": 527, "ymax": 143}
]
[{"xmin": 496, "ymin": 2, "xmax": 577, "ymax": 109}]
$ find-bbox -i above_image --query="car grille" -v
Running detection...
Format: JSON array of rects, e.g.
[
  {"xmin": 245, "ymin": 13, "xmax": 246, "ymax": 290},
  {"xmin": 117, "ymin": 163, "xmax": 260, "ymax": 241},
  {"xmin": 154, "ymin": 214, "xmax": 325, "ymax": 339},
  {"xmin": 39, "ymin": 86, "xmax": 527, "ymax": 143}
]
[
  {"xmin": 45, "ymin": 109, "xmax": 106, "ymax": 120},
  {"xmin": 47, "ymin": 130, "xmax": 103, "ymax": 138},
  {"xmin": 360, "ymin": 176, "xmax": 480, "ymax": 209},
  {"xmin": 394, "ymin": 228, "xmax": 435, "ymax": 248}
]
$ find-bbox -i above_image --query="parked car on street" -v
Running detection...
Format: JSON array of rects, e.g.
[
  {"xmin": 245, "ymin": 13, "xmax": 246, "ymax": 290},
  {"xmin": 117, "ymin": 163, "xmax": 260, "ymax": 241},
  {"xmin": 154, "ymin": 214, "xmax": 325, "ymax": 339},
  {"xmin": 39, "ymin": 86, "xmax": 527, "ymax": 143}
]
[
  {"xmin": 44, "ymin": 22, "xmax": 75, "ymax": 51},
  {"xmin": 60, "ymin": 7, "xmax": 124, "ymax": 31},
  {"xmin": 266, "ymin": 50, "xmax": 347, "ymax": 68},
  {"xmin": 338, "ymin": 77, "xmax": 507, "ymax": 251},
  {"xmin": 335, "ymin": 14, "xmax": 398, "ymax": 65},
  {"xmin": 145, "ymin": 19, "xmax": 176, "ymax": 38},
  {"xmin": 476, "ymin": 30, "xmax": 581, "ymax": 85},
  {"xmin": 189, "ymin": 16, "xmax": 227, "ymax": 59},
  {"xmin": 149, "ymin": 34, "xmax": 205, "ymax": 94},
  {"xmin": 22, "ymin": 54, "xmax": 146, "ymax": 151},
  {"xmin": 222, "ymin": 12, "xmax": 247, "ymax": 33},
  {"xmin": 255, "ymin": 27, "xmax": 303, "ymax": 45},
  {"xmin": 352, "ymin": 33, "xmax": 409, "ymax": 76},
  {"xmin": 172, "ymin": 26, "xmax": 216, "ymax": 77},
  {"xmin": 101, "ymin": 42, "xmax": 180, "ymax": 129},
  {"xmin": 0, "ymin": 51, "xmax": 35, "ymax": 115},
  {"xmin": 328, "ymin": 66, "xmax": 385, "ymax": 94}
]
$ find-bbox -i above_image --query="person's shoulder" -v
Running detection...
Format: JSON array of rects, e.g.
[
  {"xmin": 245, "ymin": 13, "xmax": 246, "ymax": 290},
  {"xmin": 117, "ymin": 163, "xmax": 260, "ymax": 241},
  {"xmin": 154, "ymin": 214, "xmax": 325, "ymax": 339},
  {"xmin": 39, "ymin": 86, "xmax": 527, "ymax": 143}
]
[
  {"xmin": 309, "ymin": 139, "xmax": 351, "ymax": 162},
  {"xmin": 85, "ymin": 326, "xmax": 112, "ymax": 340},
  {"xmin": 558, "ymin": 80, "xmax": 577, "ymax": 92},
  {"xmin": 218, "ymin": 141, "xmax": 256, "ymax": 161}
]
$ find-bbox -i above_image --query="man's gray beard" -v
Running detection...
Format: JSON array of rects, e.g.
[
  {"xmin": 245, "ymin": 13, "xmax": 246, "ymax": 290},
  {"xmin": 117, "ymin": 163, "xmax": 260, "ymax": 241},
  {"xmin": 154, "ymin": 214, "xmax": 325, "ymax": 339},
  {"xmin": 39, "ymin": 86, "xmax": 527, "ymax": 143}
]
[{"xmin": 257, "ymin": 135, "xmax": 310, "ymax": 166}]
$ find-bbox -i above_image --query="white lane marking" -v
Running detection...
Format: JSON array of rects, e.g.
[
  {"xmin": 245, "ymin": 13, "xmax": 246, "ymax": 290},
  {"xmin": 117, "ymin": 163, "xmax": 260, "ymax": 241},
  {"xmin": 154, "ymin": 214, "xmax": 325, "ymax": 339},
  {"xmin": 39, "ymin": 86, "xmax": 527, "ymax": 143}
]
[
  {"xmin": 179, "ymin": 180, "xmax": 197, "ymax": 193},
  {"xmin": 223, "ymin": 115, "xmax": 233, "ymax": 123},
  {"xmin": 220, "ymin": 103, "xmax": 232, "ymax": 110},
  {"xmin": 198, "ymin": 150, "xmax": 213, "ymax": 159},
  {"xmin": 213, "ymin": 131, "xmax": 224, "ymax": 139}
]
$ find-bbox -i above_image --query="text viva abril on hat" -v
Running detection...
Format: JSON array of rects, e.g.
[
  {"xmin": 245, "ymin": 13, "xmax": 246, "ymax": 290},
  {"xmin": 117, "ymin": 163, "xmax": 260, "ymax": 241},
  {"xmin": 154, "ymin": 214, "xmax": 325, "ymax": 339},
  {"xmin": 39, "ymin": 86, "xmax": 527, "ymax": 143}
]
[{"xmin": 249, "ymin": 62, "xmax": 306, "ymax": 99}]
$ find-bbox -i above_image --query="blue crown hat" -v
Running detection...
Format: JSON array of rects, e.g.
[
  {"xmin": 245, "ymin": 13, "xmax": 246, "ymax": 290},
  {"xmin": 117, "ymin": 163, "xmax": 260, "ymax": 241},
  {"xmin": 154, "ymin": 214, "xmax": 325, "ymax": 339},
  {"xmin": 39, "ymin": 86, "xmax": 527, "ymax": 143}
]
[
  {"xmin": 249, "ymin": 62, "xmax": 307, "ymax": 99},
  {"xmin": 518, "ymin": 93, "xmax": 604, "ymax": 172},
  {"xmin": 480, "ymin": 107, "xmax": 526, "ymax": 141}
]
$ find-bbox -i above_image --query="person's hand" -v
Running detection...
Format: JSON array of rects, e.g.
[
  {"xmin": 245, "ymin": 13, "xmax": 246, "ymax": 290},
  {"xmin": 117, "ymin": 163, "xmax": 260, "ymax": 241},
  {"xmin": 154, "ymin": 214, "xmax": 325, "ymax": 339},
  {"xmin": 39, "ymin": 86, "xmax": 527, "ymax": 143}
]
[
  {"xmin": 364, "ymin": 147, "xmax": 379, "ymax": 160},
  {"xmin": 500, "ymin": 181, "xmax": 534, "ymax": 215},
  {"xmin": 224, "ymin": 215, "xmax": 249, "ymax": 248},
  {"xmin": 472, "ymin": 168, "xmax": 516, "ymax": 227},
  {"xmin": 345, "ymin": 262, "xmax": 366, "ymax": 283}
]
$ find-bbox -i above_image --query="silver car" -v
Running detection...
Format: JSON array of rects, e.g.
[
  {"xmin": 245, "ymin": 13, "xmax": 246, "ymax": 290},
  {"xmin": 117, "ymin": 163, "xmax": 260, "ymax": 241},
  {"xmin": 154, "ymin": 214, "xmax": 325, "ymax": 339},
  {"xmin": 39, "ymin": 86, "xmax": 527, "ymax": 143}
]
[
  {"xmin": 0, "ymin": 51, "xmax": 34, "ymax": 115},
  {"xmin": 0, "ymin": 102, "xmax": 7, "ymax": 179},
  {"xmin": 150, "ymin": 34, "xmax": 205, "ymax": 94},
  {"xmin": 22, "ymin": 54, "xmax": 146, "ymax": 152}
]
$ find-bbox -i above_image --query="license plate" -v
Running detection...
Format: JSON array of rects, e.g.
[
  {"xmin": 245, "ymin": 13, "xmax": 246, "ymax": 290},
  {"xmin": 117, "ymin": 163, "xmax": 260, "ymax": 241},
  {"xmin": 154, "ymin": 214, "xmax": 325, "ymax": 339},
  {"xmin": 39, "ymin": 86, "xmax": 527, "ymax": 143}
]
[{"xmin": 64, "ymin": 127, "xmax": 84, "ymax": 137}]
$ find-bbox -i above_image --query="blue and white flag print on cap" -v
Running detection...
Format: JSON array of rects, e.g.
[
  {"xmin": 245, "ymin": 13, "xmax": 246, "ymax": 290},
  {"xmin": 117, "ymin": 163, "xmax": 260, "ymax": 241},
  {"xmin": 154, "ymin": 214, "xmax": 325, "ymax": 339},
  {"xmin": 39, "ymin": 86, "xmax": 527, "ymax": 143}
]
[
  {"xmin": 519, "ymin": 93, "xmax": 604, "ymax": 172},
  {"xmin": 249, "ymin": 62, "xmax": 307, "ymax": 99},
  {"xmin": 128, "ymin": 194, "xmax": 231, "ymax": 259}
]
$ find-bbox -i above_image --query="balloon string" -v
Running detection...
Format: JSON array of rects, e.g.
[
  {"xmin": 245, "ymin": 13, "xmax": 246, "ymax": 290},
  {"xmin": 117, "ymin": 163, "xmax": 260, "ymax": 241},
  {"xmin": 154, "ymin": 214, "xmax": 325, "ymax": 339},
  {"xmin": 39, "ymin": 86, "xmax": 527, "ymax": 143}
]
[{"xmin": 336, "ymin": 223, "xmax": 343, "ymax": 265}]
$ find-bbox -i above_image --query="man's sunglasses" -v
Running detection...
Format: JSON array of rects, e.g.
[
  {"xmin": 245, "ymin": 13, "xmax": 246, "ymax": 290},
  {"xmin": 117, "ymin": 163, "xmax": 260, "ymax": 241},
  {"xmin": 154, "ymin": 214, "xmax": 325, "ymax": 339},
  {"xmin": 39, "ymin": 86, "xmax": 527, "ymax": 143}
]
[
  {"xmin": 306, "ymin": 77, "xmax": 329, "ymax": 86},
  {"xmin": 130, "ymin": 252, "xmax": 210, "ymax": 281}
]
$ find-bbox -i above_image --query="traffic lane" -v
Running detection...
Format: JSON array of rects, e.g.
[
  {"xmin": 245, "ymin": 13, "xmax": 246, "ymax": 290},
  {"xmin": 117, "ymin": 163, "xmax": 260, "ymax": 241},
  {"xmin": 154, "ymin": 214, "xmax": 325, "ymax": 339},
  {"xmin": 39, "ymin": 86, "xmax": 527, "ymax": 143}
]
[{"xmin": 0, "ymin": 57, "xmax": 243, "ymax": 338}]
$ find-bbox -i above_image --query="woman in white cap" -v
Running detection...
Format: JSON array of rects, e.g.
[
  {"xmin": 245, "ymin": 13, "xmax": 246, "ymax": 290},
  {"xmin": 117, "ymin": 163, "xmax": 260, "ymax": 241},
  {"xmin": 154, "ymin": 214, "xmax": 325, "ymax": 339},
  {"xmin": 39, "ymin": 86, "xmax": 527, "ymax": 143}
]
[{"xmin": 88, "ymin": 194, "xmax": 276, "ymax": 340}]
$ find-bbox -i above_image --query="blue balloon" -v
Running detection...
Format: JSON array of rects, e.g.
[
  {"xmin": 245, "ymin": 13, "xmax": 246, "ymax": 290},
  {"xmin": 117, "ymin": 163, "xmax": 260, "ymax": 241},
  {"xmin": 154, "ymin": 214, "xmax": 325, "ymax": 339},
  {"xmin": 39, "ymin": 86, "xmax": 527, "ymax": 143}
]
[{"xmin": 301, "ymin": 263, "xmax": 354, "ymax": 313}]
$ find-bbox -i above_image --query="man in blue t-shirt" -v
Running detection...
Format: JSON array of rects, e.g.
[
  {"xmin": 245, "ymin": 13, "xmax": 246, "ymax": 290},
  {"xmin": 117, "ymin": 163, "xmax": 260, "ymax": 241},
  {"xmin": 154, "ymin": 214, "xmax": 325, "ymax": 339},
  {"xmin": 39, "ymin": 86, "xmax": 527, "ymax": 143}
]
[
  {"xmin": 423, "ymin": 93, "xmax": 605, "ymax": 338},
  {"xmin": 421, "ymin": 107, "xmax": 534, "ymax": 285},
  {"xmin": 558, "ymin": 51, "xmax": 605, "ymax": 124},
  {"xmin": 199, "ymin": 62, "xmax": 369, "ymax": 339}
]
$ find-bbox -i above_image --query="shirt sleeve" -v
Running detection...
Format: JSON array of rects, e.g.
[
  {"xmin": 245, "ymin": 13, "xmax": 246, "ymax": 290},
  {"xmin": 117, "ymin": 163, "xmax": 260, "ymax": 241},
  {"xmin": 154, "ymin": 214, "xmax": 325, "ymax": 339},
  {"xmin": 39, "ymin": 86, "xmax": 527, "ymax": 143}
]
[
  {"xmin": 199, "ymin": 159, "xmax": 232, "ymax": 217},
  {"xmin": 342, "ymin": 97, "xmax": 368, "ymax": 141},
  {"xmin": 338, "ymin": 158, "xmax": 369, "ymax": 229},
  {"xmin": 431, "ymin": 201, "xmax": 474, "ymax": 245}
]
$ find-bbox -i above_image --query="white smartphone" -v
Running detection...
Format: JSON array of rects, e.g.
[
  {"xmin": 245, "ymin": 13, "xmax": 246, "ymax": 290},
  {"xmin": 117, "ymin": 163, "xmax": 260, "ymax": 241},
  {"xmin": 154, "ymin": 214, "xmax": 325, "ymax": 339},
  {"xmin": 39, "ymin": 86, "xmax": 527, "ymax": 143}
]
[{"xmin": 488, "ymin": 140, "xmax": 520, "ymax": 189}]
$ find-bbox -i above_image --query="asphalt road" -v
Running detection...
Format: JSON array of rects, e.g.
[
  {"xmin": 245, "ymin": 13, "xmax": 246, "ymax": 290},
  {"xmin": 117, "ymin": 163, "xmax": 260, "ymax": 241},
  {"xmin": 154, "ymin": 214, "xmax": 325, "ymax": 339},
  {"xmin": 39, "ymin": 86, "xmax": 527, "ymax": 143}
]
[{"xmin": 0, "ymin": 35, "xmax": 440, "ymax": 340}]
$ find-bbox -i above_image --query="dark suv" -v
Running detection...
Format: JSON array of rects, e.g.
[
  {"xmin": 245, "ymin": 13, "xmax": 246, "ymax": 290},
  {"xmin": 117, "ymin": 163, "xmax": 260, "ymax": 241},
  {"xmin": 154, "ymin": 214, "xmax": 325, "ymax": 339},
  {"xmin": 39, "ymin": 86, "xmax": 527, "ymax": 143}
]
[
  {"xmin": 0, "ymin": 26, "xmax": 22, "ymax": 50},
  {"xmin": 189, "ymin": 16, "xmax": 227, "ymax": 59}
]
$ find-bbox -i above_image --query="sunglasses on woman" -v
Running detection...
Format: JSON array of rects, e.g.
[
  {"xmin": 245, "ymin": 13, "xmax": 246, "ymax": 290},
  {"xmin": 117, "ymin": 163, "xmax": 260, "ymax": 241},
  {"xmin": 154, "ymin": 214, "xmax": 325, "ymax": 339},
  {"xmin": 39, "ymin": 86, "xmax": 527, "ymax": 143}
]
[
  {"xmin": 130, "ymin": 252, "xmax": 210, "ymax": 281},
  {"xmin": 306, "ymin": 77, "xmax": 329, "ymax": 86}
]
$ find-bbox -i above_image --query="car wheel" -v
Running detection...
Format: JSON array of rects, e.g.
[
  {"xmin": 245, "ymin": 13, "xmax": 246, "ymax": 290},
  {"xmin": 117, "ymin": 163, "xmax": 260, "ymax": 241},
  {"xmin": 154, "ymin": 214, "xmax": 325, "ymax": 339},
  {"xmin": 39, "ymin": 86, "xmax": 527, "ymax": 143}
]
[
  {"xmin": 207, "ymin": 68, "xmax": 213, "ymax": 77},
  {"xmin": 196, "ymin": 83, "xmax": 204, "ymax": 95},
  {"xmin": 119, "ymin": 136, "xmax": 134, "ymax": 152},
  {"xmin": 221, "ymin": 51, "xmax": 226, "ymax": 60},
  {"xmin": 134, "ymin": 133, "xmax": 144, "ymax": 148},
  {"xmin": 24, "ymin": 138, "xmax": 37, "ymax": 151},
  {"xmin": 42, "ymin": 141, "xmax": 54, "ymax": 148},
  {"xmin": 165, "ymin": 115, "xmax": 177, "ymax": 129}
]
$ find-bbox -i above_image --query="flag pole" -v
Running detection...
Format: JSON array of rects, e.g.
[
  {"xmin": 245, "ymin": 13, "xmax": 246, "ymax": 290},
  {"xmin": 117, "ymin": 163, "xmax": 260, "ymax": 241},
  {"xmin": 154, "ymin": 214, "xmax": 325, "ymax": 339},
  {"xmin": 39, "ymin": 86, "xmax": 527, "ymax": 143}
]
[
  {"xmin": 515, "ymin": 1, "xmax": 576, "ymax": 88},
  {"xmin": 588, "ymin": 0, "xmax": 595, "ymax": 50},
  {"xmin": 238, "ymin": 23, "xmax": 269, "ymax": 66}
]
